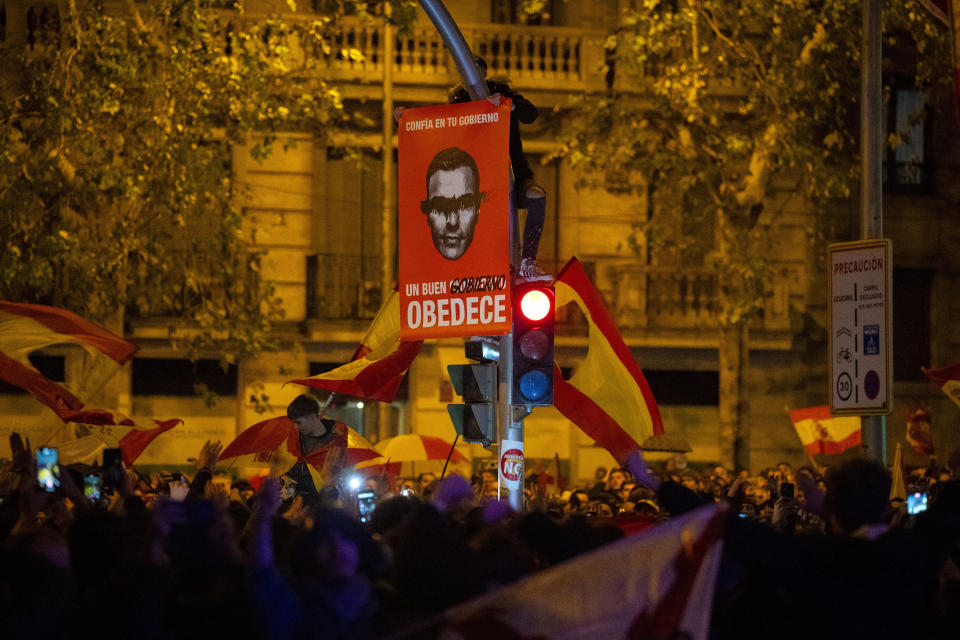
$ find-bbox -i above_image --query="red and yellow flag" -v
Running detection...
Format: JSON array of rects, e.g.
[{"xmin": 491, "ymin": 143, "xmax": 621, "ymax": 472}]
[
  {"xmin": 906, "ymin": 406, "xmax": 935, "ymax": 456},
  {"xmin": 220, "ymin": 415, "xmax": 382, "ymax": 487},
  {"xmin": 0, "ymin": 301, "xmax": 137, "ymax": 418},
  {"xmin": 289, "ymin": 290, "xmax": 422, "ymax": 402},
  {"xmin": 62, "ymin": 409, "xmax": 181, "ymax": 466},
  {"xmin": 788, "ymin": 406, "xmax": 861, "ymax": 455},
  {"xmin": 924, "ymin": 362, "xmax": 960, "ymax": 409},
  {"xmin": 553, "ymin": 258, "xmax": 664, "ymax": 463}
]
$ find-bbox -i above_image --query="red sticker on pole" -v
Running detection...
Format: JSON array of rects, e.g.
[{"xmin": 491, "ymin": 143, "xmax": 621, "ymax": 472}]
[
  {"xmin": 397, "ymin": 99, "xmax": 512, "ymax": 340},
  {"xmin": 500, "ymin": 444, "xmax": 524, "ymax": 486}
]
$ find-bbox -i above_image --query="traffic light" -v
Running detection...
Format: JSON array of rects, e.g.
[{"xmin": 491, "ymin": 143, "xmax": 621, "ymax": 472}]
[
  {"xmin": 446, "ymin": 361, "xmax": 497, "ymax": 445},
  {"xmin": 512, "ymin": 283, "xmax": 555, "ymax": 406}
]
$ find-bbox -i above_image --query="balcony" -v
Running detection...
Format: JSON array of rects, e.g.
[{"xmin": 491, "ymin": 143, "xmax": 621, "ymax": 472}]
[
  {"xmin": 222, "ymin": 14, "xmax": 606, "ymax": 94},
  {"xmin": 605, "ymin": 264, "xmax": 793, "ymax": 340}
]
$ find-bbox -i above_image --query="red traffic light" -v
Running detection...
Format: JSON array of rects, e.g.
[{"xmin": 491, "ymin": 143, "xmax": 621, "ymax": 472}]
[{"xmin": 519, "ymin": 288, "xmax": 552, "ymax": 321}]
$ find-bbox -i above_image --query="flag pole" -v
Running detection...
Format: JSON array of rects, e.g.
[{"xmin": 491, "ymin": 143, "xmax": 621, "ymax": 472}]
[
  {"xmin": 860, "ymin": 0, "xmax": 887, "ymax": 464},
  {"xmin": 440, "ymin": 433, "xmax": 460, "ymax": 479},
  {"xmin": 318, "ymin": 392, "xmax": 335, "ymax": 418}
]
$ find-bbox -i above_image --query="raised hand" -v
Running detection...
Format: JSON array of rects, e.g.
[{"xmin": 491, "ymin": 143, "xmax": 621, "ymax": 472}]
[
  {"xmin": 9, "ymin": 432, "xmax": 34, "ymax": 476},
  {"xmin": 623, "ymin": 448, "xmax": 661, "ymax": 492},
  {"xmin": 195, "ymin": 439, "xmax": 223, "ymax": 472}
]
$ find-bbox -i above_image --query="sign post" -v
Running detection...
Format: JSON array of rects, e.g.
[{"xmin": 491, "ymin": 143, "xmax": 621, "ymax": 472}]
[{"xmin": 828, "ymin": 239, "xmax": 892, "ymax": 416}]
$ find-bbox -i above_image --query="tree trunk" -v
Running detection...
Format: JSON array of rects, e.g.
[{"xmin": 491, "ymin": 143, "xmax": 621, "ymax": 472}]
[{"xmin": 718, "ymin": 322, "xmax": 749, "ymax": 470}]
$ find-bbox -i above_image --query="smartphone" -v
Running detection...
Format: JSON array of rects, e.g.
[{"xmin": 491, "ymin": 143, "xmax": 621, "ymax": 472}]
[
  {"xmin": 738, "ymin": 503, "xmax": 755, "ymax": 519},
  {"xmin": 357, "ymin": 490, "xmax": 376, "ymax": 523},
  {"xmin": 102, "ymin": 448, "xmax": 124, "ymax": 488},
  {"xmin": 780, "ymin": 482, "xmax": 795, "ymax": 500},
  {"xmin": 36, "ymin": 447, "xmax": 60, "ymax": 493},
  {"xmin": 907, "ymin": 492, "xmax": 928, "ymax": 515},
  {"xmin": 83, "ymin": 474, "xmax": 102, "ymax": 501}
]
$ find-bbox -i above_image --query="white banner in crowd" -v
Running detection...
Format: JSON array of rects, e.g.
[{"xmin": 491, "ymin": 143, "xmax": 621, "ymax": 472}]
[{"xmin": 437, "ymin": 503, "xmax": 727, "ymax": 640}]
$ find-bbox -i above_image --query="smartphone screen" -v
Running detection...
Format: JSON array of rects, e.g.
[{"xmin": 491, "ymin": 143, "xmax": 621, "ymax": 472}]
[
  {"xmin": 907, "ymin": 492, "xmax": 928, "ymax": 515},
  {"xmin": 36, "ymin": 447, "xmax": 60, "ymax": 493},
  {"xmin": 84, "ymin": 474, "xmax": 102, "ymax": 501},
  {"xmin": 357, "ymin": 490, "xmax": 376, "ymax": 523}
]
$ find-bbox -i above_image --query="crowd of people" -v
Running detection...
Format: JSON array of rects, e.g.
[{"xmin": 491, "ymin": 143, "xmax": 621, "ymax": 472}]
[{"xmin": 2, "ymin": 428, "xmax": 959, "ymax": 639}]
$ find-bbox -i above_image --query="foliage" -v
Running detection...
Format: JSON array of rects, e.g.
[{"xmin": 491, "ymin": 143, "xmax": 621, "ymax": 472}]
[
  {"xmin": 556, "ymin": 0, "xmax": 951, "ymax": 326},
  {"xmin": 0, "ymin": 0, "xmax": 391, "ymax": 360}
]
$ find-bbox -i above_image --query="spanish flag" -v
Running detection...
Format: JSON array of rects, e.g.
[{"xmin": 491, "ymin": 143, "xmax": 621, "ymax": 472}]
[
  {"xmin": 788, "ymin": 405, "xmax": 861, "ymax": 455},
  {"xmin": 289, "ymin": 290, "xmax": 422, "ymax": 402},
  {"xmin": 219, "ymin": 415, "xmax": 382, "ymax": 488},
  {"xmin": 0, "ymin": 301, "xmax": 137, "ymax": 418},
  {"xmin": 923, "ymin": 362, "xmax": 960, "ymax": 409},
  {"xmin": 905, "ymin": 406, "xmax": 935, "ymax": 456},
  {"xmin": 61, "ymin": 408, "xmax": 181, "ymax": 466},
  {"xmin": 553, "ymin": 258, "xmax": 665, "ymax": 463}
]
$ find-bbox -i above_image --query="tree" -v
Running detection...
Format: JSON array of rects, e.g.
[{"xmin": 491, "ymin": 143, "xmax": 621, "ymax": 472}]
[
  {"xmin": 0, "ymin": 0, "xmax": 410, "ymax": 368},
  {"xmin": 557, "ymin": 1, "xmax": 951, "ymax": 468}
]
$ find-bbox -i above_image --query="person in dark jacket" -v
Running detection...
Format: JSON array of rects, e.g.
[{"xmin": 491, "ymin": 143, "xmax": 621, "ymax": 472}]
[{"xmin": 448, "ymin": 56, "xmax": 551, "ymax": 282}]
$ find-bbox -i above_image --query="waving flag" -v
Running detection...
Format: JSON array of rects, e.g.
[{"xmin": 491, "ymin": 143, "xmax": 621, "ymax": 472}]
[
  {"xmin": 552, "ymin": 258, "xmax": 665, "ymax": 463},
  {"xmin": 0, "ymin": 302, "xmax": 136, "ymax": 418},
  {"xmin": 438, "ymin": 504, "xmax": 726, "ymax": 640},
  {"xmin": 788, "ymin": 405, "xmax": 861, "ymax": 455},
  {"xmin": 220, "ymin": 415, "xmax": 382, "ymax": 487},
  {"xmin": 924, "ymin": 362, "xmax": 960, "ymax": 409},
  {"xmin": 905, "ymin": 406, "xmax": 935, "ymax": 456},
  {"xmin": 289, "ymin": 290, "xmax": 422, "ymax": 402},
  {"xmin": 62, "ymin": 409, "xmax": 181, "ymax": 465}
]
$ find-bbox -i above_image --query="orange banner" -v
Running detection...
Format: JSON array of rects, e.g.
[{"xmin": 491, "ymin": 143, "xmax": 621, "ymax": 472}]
[{"xmin": 398, "ymin": 99, "xmax": 512, "ymax": 339}]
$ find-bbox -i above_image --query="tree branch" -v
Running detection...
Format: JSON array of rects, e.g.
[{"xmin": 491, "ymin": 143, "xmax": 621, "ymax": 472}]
[{"xmin": 733, "ymin": 123, "xmax": 780, "ymax": 219}]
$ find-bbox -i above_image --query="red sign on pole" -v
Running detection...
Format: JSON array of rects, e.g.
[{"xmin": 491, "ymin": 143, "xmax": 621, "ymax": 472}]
[{"xmin": 398, "ymin": 99, "xmax": 512, "ymax": 340}]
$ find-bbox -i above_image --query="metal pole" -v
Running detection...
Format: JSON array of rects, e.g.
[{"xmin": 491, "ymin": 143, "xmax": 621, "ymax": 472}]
[
  {"xmin": 380, "ymin": 6, "xmax": 395, "ymax": 443},
  {"xmin": 417, "ymin": 0, "xmax": 523, "ymax": 508},
  {"xmin": 860, "ymin": 0, "xmax": 886, "ymax": 463},
  {"xmin": 417, "ymin": 0, "xmax": 488, "ymax": 100}
]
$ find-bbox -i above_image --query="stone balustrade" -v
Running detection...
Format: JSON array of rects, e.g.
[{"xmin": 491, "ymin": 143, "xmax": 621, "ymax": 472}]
[
  {"xmin": 222, "ymin": 14, "xmax": 606, "ymax": 92},
  {"xmin": 608, "ymin": 264, "xmax": 792, "ymax": 332}
]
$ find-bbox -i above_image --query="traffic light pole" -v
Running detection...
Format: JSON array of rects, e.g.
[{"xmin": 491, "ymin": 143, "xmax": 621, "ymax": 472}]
[{"xmin": 419, "ymin": 0, "xmax": 526, "ymax": 509}]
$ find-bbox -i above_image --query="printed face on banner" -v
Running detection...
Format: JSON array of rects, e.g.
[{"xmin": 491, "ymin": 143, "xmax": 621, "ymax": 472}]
[
  {"xmin": 399, "ymin": 100, "xmax": 512, "ymax": 339},
  {"xmin": 422, "ymin": 153, "xmax": 481, "ymax": 260}
]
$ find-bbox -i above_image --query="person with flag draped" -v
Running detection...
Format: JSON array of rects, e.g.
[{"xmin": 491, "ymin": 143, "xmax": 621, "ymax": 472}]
[
  {"xmin": 282, "ymin": 394, "xmax": 348, "ymax": 499},
  {"xmin": 219, "ymin": 394, "xmax": 383, "ymax": 500}
]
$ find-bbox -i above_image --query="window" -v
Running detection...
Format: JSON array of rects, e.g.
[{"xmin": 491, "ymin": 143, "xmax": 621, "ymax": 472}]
[
  {"xmin": 491, "ymin": 0, "xmax": 560, "ymax": 25},
  {"xmin": 26, "ymin": 3, "xmax": 59, "ymax": 47},
  {"xmin": 634, "ymin": 370, "xmax": 718, "ymax": 406},
  {"xmin": 884, "ymin": 83, "xmax": 931, "ymax": 192},
  {"xmin": 892, "ymin": 269, "xmax": 931, "ymax": 381},
  {"xmin": 132, "ymin": 358, "xmax": 237, "ymax": 396}
]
